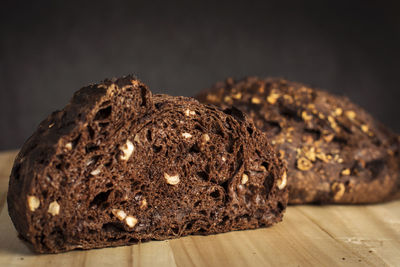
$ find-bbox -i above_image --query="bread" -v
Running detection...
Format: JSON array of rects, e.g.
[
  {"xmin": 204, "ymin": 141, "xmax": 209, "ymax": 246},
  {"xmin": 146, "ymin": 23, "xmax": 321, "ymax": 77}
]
[
  {"xmin": 196, "ymin": 77, "xmax": 400, "ymax": 204},
  {"xmin": 7, "ymin": 76, "xmax": 288, "ymax": 253}
]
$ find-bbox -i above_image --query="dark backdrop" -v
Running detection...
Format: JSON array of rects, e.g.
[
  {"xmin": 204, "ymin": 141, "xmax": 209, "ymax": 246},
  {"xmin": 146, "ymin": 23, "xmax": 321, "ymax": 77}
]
[{"xmin": 1, "ymin": 0, "xmax": 399, "ymax": 150}]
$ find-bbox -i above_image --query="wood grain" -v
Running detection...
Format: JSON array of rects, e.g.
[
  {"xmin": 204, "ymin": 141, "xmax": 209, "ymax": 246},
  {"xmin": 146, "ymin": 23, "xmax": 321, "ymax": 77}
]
[{"xmin": 0, "ymin": 150, "xmax": 399, "ymax": 267}]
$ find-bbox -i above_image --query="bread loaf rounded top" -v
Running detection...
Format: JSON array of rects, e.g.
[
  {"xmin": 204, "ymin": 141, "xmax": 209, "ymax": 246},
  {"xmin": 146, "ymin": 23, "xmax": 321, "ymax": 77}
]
[
  {"xmin": 196, "ymin": 77, "xmax": 400, "ymax": 204},
  {"xmin": 8, "ymin": 76, "xmax": 288, "ymax": 253}
]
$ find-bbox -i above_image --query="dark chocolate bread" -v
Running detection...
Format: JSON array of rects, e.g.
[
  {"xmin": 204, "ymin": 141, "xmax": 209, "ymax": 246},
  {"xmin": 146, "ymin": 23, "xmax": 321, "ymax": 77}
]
[
  {"xmin": 196, "ymin": 77, "xmax": 400, "ymax": 204},
  {"xmin": 7, "ymin": 76, "xmax": 288, "ymax": 253}
]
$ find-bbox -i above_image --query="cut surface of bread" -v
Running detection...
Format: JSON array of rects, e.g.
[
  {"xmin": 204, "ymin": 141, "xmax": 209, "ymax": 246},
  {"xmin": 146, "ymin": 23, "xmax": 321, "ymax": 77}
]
[
  {"xmin": 196, "ymin": 77, "xmax": 400, "ymax": 204},
  {"xmin": 8, "ymin": 76, "xmax": 288, "ymax": 253}
]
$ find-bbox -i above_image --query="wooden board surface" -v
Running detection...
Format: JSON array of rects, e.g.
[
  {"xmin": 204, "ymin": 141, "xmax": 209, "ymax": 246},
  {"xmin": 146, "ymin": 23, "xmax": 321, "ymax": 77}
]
[{"xmin": 0, "ymin": 150, "xmax": 399, "ymax": 267}]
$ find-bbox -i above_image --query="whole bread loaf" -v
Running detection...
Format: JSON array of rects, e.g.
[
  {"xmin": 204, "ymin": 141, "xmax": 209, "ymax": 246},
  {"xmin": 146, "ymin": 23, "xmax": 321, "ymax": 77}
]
[
  {"xmin": 7, "ymin": 76, "xmax": 288, "ymax": 253},
  {"xmin": 196, "ymin": 77, "xmax": 400, "ymax": 204}
]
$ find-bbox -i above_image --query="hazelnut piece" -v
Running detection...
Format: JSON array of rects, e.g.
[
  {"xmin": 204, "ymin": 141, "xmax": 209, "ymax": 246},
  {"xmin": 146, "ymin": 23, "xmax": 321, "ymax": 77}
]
[
  {"xmin": 164, "ymin": 173, "xmax": 180, "ymax": 185},
  {"xmin": 134, "ymin": 134, "xmax": 141, "ymax": 143},
  {"xmin": 140, "ymin": 198, "xmax": 147, "ymax": 210},
  {"xmin": 251, "ymin": 97, "xmax": 261, "ymax": 104},
  {"xmin": 278, "ymin": 150, "xmax": 285, "ymax": 160},
  {"xmin": 241, "ymin": 173, "xmax": 249, "ymax": 184},
  {"xmin": 201, "ymin": 133, "xmax": 210, "ymax": 144},
  {"xmin": 184, "ymin": 109, "xmax": 196, "ymax": 116},
  {"xmin": 65, "ymin": 142, "xmax": 73, "ymax": 150},
  {"xmin": 48, "ymin": 201, "xmax": 60, "ymax": 216},
  {"xmin": 182, "ymin": 132, "xmax": 192, "ymax": 138},
  {"xmin": 331, "ymin": 182, "xmax": 345, "ymax": 201},
  {"xmin": 112, "ymin": 209, "xmax": 127, "ymax": 221},
  {"xmin": 120, "ymin": 140, "xmax": 134, "ymax": 161},
  {"xmin": 277, "ymin": 171, "xmax": 287, "ymax": 190},
  {"xmin": 28, "ymin": 195, "xmax": 40, "ymax": 211},
  {"xmin": 125, "ymin": 216, "xmax": 138, "ymax": 228},
  {"xmin": 90, "ymin": 167, "xmax": 101, "ymax": 176}
]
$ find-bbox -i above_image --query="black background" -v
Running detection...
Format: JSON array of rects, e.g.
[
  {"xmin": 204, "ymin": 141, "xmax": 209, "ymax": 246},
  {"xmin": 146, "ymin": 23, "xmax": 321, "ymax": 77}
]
[{"xmin": 1, "ymin": 0, "xmax": 399, "ymax": 150}]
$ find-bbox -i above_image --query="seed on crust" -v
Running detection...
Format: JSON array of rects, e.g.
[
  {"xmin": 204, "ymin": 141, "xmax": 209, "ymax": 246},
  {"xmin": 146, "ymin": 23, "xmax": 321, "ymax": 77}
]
[
  {"xmin": 224, "ymin": 96, "xmax": 233, "ymax": 104},
  {"xmin": 341, "ymin": 168, "xmax": 351, "ymax": 176},
  {"xmin": 361, "ymin": 124, "xmax": 369, "ymax": 133},
  {"xmin": 206, "ymin": 94, "xmax": 218, "ymax": 102},
  {"xmin": 232, "ymin": 92, "xmax": 242, "ymax": 100},
  {"xmin": 267, "ymin": 91, "xmax": 280, "ymax": 104},
  {"xmin": 297, "ymin": 157, "xmax": 313, "ymax": 171},
  {"xmin": 301, "ymin": 111, "xmax": 312, "ymax": 121},
  {"xmin": 334, "ymin": 108, "xmax": 343, "ymax": 116},
  {"xmin": 345, "ymin": 110, "xmax": 356, "ymax": 120},
  {"xmin": 323, "ymin": 134, "xmax": 335, "ymax": 143}
]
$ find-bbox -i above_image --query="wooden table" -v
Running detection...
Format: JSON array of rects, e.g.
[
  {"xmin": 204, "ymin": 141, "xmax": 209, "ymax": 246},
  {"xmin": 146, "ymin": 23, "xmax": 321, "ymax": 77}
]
[{"xmin": 0, "ymin": 150, "xmax": 399, "ymax": 267}]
